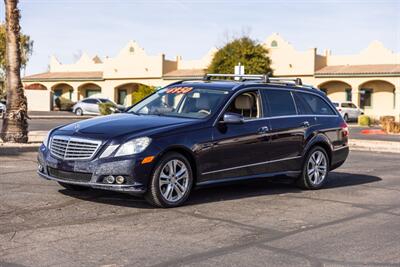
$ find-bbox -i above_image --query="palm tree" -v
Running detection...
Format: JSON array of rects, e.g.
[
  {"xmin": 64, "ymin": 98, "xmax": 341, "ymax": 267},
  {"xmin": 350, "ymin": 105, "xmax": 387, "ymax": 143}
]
[{"xmin": 1, "ymin": 0, "xmax": 28, "ymax": 143}]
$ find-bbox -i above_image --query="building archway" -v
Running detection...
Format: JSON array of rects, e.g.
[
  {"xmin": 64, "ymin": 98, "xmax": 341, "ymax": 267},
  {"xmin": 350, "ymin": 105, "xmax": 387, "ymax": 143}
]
[
  {"xmin": 77, "ymin": 83, "xmax": 102, "ymax": 100},
  {"xmin": 318, "ymin": 80, "xmax": 353, "ymax": 103},
  {"xmin": 358, "ymin": 80, "xmax": 395, "ymax": 116},
  {"xmin": 50, "ymin": 83, "xmax": 74, "ymax": 110}
]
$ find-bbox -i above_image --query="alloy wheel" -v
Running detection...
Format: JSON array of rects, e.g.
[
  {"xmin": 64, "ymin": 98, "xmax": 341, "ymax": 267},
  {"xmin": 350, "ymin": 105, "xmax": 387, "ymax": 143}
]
[
  {"xmin": 159, "ymin": 159, "xmax": 189, "ymax": 202},
  {"xmin": 307, "ymin": 150, "xmax": 328, "ymax": 186}
]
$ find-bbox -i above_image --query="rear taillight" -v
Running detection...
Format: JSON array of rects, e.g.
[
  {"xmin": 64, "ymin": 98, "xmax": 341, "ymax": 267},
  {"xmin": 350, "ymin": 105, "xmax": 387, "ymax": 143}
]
[
  {"xmin": 338, "ymin": 108, "xmax": 342, "ymax": 112},
  {"xmin": 341, "ymin": 122, "xmax": 349, "ymax": 137}
]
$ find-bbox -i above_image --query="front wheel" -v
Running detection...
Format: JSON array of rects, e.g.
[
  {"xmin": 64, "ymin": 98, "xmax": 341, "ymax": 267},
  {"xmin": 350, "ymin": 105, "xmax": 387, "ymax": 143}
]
[
  {"xmin": 75, "ymin": 108, "xmax": 83, "ymax": 116},
  {"xmin": 297, "ymin": 146, "xmax": 329, "ymax": 190},
  {"xmin": 145, "ymin": 152, "xmax": 193, "ymax": 208}
]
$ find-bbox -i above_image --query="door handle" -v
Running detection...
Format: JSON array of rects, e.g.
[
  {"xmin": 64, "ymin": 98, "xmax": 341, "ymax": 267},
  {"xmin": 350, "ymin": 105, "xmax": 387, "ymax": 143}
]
[
  {"xmin": 258, "ymin": 126, "xmax": 269, "ymax": 134},
  {"xmin": 302, "ymin": 121, "xmax": 310, "ymax": 127}
]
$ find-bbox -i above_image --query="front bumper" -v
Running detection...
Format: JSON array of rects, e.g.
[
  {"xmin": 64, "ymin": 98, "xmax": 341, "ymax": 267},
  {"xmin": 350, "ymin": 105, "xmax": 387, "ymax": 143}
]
[
  {"xmin": 37, "ymin": 170, "xmax": 146, "ymax": 194},
  {"xmin": 37, "ymin": 144, "xmax": 155, "ymax": 195}
]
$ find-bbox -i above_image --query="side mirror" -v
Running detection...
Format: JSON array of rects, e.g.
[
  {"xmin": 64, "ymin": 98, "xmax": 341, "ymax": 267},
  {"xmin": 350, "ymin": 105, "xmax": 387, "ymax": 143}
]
[{"xmin": 220, "ymin": 112, "xmax": 244, "ymax": 124}]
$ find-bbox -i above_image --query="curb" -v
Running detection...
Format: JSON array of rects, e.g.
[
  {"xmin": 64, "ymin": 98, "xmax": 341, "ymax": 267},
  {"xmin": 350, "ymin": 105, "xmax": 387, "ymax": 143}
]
[
  {"xmin": 0, "ymin": 143, "xmax": 40, "ymax": 155},
  {"xmin": 29, "ymin": 115, "xmax": 94, "ymax": 119},
  {"xmin": 349, "ymin": 139, "xmax": 400, "ymax": 154},
  {"xmin": 1, "ymin": 138, "xmax": 399, "ymax": 156}
]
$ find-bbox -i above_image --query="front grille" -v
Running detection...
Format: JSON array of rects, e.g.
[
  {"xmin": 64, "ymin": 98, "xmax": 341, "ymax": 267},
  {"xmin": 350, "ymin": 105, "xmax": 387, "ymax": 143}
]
[
  {"xmin": 48, "ymin": 167, "xmax": 92, "ymax": 183},
  {"xmin": 50, "ymin": 136, "xmax": 101, "ymax": 160}
]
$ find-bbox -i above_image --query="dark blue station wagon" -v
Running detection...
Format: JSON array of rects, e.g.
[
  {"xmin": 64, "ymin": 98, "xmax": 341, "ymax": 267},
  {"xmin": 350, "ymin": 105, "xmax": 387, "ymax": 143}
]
[{"xmin": 37, "ymin": 74, "xmax": 349, "ymax": 207}]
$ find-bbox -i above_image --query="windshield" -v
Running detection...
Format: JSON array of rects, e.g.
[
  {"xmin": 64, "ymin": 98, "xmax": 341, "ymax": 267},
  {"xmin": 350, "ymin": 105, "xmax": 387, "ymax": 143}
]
[{"xmin": 127, "ymin": 86, "xmax": 229, "ymax": 119}]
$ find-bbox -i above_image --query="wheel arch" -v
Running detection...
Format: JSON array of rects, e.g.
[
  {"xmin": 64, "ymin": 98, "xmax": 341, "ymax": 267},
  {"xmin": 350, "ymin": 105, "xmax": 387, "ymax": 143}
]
[
  {"xmin": 303, "ymin": 134, "xmax": 333, "ymax": 168},
  {"xmin": 158, "ymin": 145, "xmax": 199, "ymax": 185}
]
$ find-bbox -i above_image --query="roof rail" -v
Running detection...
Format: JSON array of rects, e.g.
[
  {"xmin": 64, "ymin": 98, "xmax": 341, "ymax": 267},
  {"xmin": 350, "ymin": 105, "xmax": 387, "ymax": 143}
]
[{"xmin": 203, "ymin": 73, "xmax": 303, "ymax": 86}]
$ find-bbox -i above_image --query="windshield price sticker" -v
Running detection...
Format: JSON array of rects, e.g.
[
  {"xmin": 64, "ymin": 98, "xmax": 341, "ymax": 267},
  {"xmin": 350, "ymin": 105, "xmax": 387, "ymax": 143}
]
[{"xmin": 166, "ymin": 87, "xmax": 193, "ymax": 94}]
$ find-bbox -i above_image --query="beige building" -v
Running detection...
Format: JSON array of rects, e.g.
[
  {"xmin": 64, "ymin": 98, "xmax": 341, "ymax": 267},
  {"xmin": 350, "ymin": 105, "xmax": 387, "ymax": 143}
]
[{"xmin": 23, "ymin": 34, "xmax": 400, "ymax": 120}]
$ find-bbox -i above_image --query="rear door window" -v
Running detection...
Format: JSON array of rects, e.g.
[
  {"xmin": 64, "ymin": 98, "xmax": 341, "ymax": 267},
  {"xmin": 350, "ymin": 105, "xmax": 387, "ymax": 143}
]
[
  {"xmin": 263, "ymin": 90, "xmax": 297, "ymax": 117},
  {"xmin": 297, "ymin": 93, "xmax": 336, "ymax": 115},
  {"xmin": 293, "ymin": 93, "xmax": 313, "ymax": 115}
]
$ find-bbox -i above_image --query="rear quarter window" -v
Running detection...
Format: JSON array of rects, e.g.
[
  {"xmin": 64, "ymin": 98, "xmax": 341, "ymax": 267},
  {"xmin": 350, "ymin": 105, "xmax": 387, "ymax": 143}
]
[{"xmin": 297, "ymin": 92, "xmax": 336, "ymax": 115}]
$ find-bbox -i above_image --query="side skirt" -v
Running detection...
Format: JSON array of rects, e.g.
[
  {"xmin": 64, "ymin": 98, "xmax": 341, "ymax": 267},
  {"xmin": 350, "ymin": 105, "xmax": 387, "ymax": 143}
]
[{"xmin": 195, "ymin": 171, "xmax": 301, "ymax": 188}]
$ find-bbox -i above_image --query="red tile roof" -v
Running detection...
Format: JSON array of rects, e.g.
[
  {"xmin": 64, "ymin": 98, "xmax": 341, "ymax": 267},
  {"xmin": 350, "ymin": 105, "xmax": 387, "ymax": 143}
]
[
  {"xmin": 163, "ymin": 69, "xmax": 205, "ymax": 78},
  {"xmin": 315, "ymin": 64, "xmax": 400, "ymax": 76},
  {"xmin": 23, "ymin": 71, "xmax": 103, "ymax": 81}
]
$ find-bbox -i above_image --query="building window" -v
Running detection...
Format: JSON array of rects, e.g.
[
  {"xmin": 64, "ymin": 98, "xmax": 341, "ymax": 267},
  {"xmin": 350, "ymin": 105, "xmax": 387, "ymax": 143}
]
[
  {"xmin": 345, "ymin": 88, "xmax": 352, "ymax": 102},
  {"xmin": 393, "ymin": 89, "xmax": 396, "ymax": 109},
  {"xmin": 320, "ymin": 88, "xmax": 327, "ymax": 95},
  {"xmin": 86, "ymin": 89, "xmax": 101, "ymax": 98},
  {"xmin": 271, "ymin": 40, "xmax": 278, "ymax": 47},
  {"xmin": 129, "ymin": 46, "xmax": 135, "ymax": 53},
  {"xmin": 360, "ymin": 88, "xmax": 373, "ymax": 108}
]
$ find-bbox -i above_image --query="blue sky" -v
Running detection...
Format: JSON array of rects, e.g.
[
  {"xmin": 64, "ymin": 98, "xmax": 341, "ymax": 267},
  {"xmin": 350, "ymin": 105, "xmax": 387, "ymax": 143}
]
[{"xmin": 1, "ymin": 0, "xmax": 399, "ymax": 75}]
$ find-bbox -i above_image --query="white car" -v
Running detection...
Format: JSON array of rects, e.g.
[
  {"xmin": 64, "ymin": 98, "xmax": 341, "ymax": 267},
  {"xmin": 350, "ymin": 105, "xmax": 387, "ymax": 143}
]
[
  {"xmin": 72, "ymin": 97, "xmax": 125, "ymax": 116},
  {"xmin": 332, "ymin": 101, "xmax": 363, "ymax": 122}
]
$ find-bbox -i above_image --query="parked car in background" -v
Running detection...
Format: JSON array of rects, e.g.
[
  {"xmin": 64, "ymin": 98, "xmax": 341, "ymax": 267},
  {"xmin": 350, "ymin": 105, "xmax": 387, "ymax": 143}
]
[
  {"xmin": 72, "ymin": 98, "xmax": 125, "ymax": 116},
  {"xmin": 332, "ymin": 101, "xmax": 363, "ymax": 122},
  {"xmin": 0, "ymin": 100, "xmax": 6, "ymax": 118}
]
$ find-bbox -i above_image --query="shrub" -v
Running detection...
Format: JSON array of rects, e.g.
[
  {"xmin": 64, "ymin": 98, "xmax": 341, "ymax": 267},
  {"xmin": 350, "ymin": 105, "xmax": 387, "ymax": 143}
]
[
  {"xmin": 55, "ymin": 97, "xmax": 75, "ymax": 111},
  {"xmin": 380, "ymin": 116, "xmax": 400, "ymax": 134},
  {"xmin": 99, "ymin": 102, "xmax": 116, "ymax": 115},
  {"xmin": 358, "ymin": 115, "xmax": 370, "ymax": 126},
  {"xmin": 132, "ymin": 85, "xmax": 156, "ymax": 104}
]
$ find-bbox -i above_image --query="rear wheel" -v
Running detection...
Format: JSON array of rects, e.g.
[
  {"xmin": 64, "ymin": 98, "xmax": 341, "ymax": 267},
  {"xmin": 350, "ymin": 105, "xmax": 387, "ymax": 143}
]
[
  {"xmin": 58, "ymin": 182, "xmax": 89, "ymax": 191},
  {"xmin": 75, "ymin": 108, "xmax": 83, "ymax": 116},
  {"xmin": 297, "ymin": 146, "xmax": 329, "ymax": 190},
  {"xmin": 145, "ymin": 152, "xmax": 193, "ymax": 208},
  {"xmin": 343, "ymin": 113, "xmax": 349, "ymax": 122}
]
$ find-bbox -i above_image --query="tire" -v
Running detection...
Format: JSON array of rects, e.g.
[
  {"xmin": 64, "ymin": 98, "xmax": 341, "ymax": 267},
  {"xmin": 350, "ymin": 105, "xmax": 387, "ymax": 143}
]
[
  {"xmin": 145, "ymin": 152, "xmax": 193, "ymax": 208},
  {"xmin": 58, "ymin": 182, "xmax": 89, "ymax": 191},
  {"xmin": 297, "ymin": 146, "xmax": 330, "ymax": 190},
  {"xmin": 75, "ymin": 108, "xmax": 83, "ymax": 116},
  {"xmin": 343, "ymin": 114, "xmax": 349, "ymax": 122}
]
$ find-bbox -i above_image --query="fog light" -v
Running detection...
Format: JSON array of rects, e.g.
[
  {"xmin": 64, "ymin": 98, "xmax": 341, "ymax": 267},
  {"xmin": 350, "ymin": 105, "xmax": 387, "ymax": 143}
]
[
  {"xmin": 115, "ymin": 176, "xmax": 125, "ymax": 184},
  {"xmin": 104, "ymin": 175, "xmax": 115, "ymax": 184},
  {"xmin": 37, "ymin": 164, "xmax": 43, "ymax": 172}
]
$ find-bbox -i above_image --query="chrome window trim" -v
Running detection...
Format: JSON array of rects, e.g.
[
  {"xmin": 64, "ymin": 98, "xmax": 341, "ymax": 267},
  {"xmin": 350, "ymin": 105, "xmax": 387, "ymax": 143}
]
[
  {"xmin": 213, "ymin": 86, "xmax": 340, "ymax": 126},
  {"xmin": 50, "ymin": 135, "xmax": 102, "ymax": 161},
  {"xmin": 201, "ymin": 155, "xmax": 302, "ymax": 175}
]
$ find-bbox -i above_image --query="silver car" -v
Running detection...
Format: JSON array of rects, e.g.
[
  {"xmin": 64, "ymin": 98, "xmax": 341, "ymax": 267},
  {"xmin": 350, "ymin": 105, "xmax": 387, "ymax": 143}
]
[
  {"xmin": 72, "ymin": 98, "xmax": 124, "ymax": 116},
  {"xmin": 332, "ymin": 101, "xmax": 363, "ymax": 122}
]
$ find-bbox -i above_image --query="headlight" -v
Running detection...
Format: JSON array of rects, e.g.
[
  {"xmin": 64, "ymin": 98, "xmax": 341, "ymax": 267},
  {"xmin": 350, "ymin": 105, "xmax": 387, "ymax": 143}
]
[
  {"xmin": 115, "ymin": 137, "xmax": 151, "ymax": 157},
  {"xmin": 43, "ymin": 131, "xmax": 51, "ymax": 147}
]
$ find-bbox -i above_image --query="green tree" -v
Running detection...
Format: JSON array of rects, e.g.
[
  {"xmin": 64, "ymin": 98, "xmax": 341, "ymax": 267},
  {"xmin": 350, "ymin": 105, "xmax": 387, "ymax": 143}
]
[
  {"xmin": 0, "ymin": 22, "xmax": 33, "ymax": 98},
  {"xmin": 0, "ymin": 22, "xmax": 33, "ymax": 75},
  {"xmin": 132, "ymin": 84, "xmax": 156, "ymax": 104},
  {"xmin": 208, "ymin": 36, "xmax": 272, "ymax": 75}
]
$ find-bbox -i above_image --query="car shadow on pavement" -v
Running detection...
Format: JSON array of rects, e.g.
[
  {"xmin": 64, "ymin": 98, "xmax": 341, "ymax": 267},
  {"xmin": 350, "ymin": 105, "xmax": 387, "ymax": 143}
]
[{"xmin": 59, "ymin": 172, "xmax": 381, "ymax": 208}]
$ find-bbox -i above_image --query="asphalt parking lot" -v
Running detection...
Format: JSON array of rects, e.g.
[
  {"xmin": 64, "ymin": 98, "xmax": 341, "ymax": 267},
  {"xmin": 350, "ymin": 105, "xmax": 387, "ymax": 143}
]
[{"xmin": 1, "ymin": 151, "xmax": 400, "ymax": 267}]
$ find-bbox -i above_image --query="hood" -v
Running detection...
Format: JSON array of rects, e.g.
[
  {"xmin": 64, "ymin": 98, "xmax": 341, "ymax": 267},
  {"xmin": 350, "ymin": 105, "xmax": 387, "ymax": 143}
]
[{"xmin": 55, "ymin": 113, "xmax": 196, "ymax": 139}]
